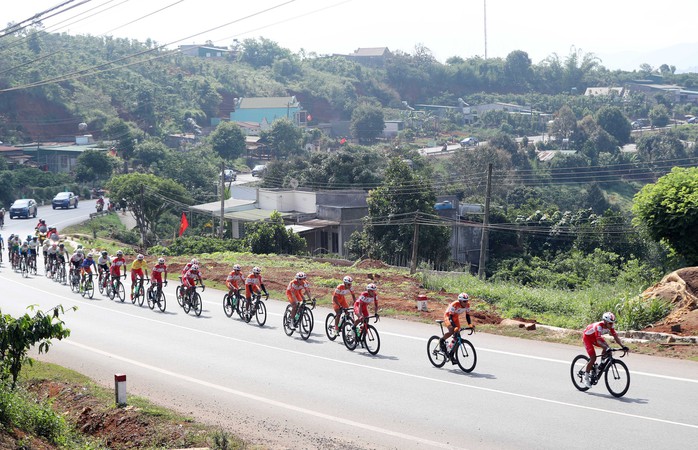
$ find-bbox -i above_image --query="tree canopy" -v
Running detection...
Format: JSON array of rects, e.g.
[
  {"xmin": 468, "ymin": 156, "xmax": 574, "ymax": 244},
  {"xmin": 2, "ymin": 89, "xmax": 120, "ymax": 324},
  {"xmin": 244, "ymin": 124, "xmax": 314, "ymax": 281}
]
[
  {"xmin": 632, "ymin": 167, "xmax": 698, "ymax": 264},
  {"xmin": 209, "ymin": 121, "xmax": 246, "ymax": 160}
]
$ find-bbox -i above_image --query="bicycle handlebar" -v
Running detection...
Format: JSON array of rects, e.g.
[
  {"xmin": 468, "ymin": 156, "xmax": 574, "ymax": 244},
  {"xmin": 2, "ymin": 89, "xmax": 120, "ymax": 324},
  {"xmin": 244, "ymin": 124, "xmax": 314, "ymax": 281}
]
[{"xmin": 460, "ymin": 327, "xmax": 475, "ymax": 336}]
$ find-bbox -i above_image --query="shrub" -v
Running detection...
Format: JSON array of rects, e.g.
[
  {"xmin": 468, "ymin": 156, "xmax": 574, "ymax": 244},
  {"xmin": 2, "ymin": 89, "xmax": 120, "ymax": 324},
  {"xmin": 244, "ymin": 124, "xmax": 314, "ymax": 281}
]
[
  {"xmin": 0, "ymin": 384, "xmax": 68, "ymax": 445},
  {"xmin": 150, "ymin": 236, "xmax": 246, "ymax": 256}
]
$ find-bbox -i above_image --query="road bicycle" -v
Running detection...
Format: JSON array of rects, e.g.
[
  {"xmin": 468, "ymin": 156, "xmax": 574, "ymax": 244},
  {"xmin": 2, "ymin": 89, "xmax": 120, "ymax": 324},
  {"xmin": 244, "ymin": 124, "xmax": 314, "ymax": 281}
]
[
  {"xmin": 571, "ymin": 348, "xmax": 630, "ymax": 397},
  {"xmin": 80, "ymin": 273, "xmax": 95, "ymax": 299},
  {"xmin": 147, "ymin": 280, "xmax": 167, "ymax": 312},
  {"xmin": 426, "ymin": 321, "xmax": 477, "ymax": 373},
  {"xmin": 19, "ymin": 253, "xmax": 30, "ymax": 278},
  {"xmin": 28, "ymin": 253, "xmax": 38, "ymax": 275},
  {"xmin": 132, "ymin": 277, "xmax": 148, "ymax": 306},
  {"xmin": 241, "ymin": 292, "xmax": 268, "ymax": 326},
  {"xmin": 45, "ymin": 256, "xmax": 56, "ymax": 279},
  {"xmin": 54, "ymin": 260, "xmax": 67, "ymax": 284},
  {"xmin": 108, "ymin": 275, "xmax": 126, "ymax": 302},
  {"xmin": 69, "ymin": 266, "xmax": 81, "ymax": 292},
  {"xmin": 283, "ymin": 297, "xmax": 315, "ymax": 340},
  {"xmin": 325, "ymin": 307, "xmax": 354, "ymax": 341},
  {"xmin": 98, "ymin": 269, "xmax": 110, "ymax": 295},
  {"xmin": 181, "ymin": 284, "xmax": 204, "ymax": 316},
  {"xmin": 342, "ymin": 314, "xmax": 381, "ymax": 355},
  {"xmin": 223, "ymin": 288, "xmax": 245, "ymax": 319}
]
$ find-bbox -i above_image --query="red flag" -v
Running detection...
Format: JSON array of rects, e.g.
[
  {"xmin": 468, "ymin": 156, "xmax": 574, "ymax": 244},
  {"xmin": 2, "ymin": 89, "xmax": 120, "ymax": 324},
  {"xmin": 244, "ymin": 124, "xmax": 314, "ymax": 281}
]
[
  {"xmin": 178, "ymin": 213, "xmax": 189, "ymax": 236},
  {"xmin": 340, "ymin": 137, "xmax": 346, "ymax": 144}
]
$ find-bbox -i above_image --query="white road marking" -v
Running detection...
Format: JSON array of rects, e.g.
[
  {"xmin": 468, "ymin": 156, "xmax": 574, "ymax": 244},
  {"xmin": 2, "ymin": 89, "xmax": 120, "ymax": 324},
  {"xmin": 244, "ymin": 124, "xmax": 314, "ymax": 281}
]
[{"xmin": 6, "ymin": 275, "xmax": 698, "ymax": 432}]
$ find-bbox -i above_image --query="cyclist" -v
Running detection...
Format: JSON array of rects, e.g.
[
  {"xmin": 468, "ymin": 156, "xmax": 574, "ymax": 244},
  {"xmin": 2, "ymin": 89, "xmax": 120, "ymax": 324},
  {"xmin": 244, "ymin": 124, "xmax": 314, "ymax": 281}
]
[
  {"xmin": 36, "ymin": 219, "xmax": 48, "ymax": 234},
  {"xmin": 353, "ymin": 283, "xmax": 379, "ymax": 329},
  {"xmin": 286, "ymin": 272, "xmax": 311, "ymax": 325},
  {"xmin": 148, "ymin": 257, "xmax": 168, "ymax": 300},
  {"xmin": 244, "ymin": 266, "xmax": 268, "ymax": 304},
  {"xmin": 80, "ymin": 253, "xmax": 97, "ymax": 286},
  {"xmin": 225, "ymin": 264, "xmax": 245, "ymax": 298},
  {"xmin": 41, "ymin": 236, "xmax": 51, "ymax": 261},
  {"xmin": 582, "ymin": 312, "xmax": 629, "ymax": 388},
  {"xmin": 330, "ymin": 275, "xmax": 356, "ymax": 335},
  {"xmin": 97, "ymin": 250, "xmax": 111, "ymax": 289},
  {"xmin": 182, "ymin": 263, "xmax": 204, "ymax": 299},
  {"xmin": 19, "ymin": 239, "xmax": 30, "ymax": 266},
  {"xmin": 46, "ymin": 243, "xmax": 58, "ymax": 275},
  {"xmin": 181, "ymin": 258, "xmax": 198, "ymax": 276},
  {"xmin": 56, "ymin": 243, "xmax": 68, "ymax": 268},
  {"xmin": 109, "ymin": 250, "xmax": 127, "ymax": 291},
  {"xmin": 27, "ymin": 236, "xmax": 39, "ymax": 268},
  {"xmin": 0, "ymin": 233, "xmax": 4, "ymax": 263},
  {"xmin": 0, "ymin": 208, "xmax": 4, "ymax": 228},
  {"xmin": 129, "ymin": 254, "xmax": 149, "ymax": 301},
  {"xmin": 439, "ymin": 293, "xmax": 474, "ymax": 352},
  {"xmin": 69, "ymin": 248, "xmax": 85, "ymax": 278}
]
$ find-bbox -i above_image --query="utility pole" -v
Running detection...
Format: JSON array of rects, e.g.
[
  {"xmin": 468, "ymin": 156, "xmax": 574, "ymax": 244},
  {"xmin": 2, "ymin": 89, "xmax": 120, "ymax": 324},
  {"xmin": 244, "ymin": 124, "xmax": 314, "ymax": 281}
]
[
  {"xmin": 219, "ymin": 160, "xmax": 225, "ymax": 239},
  {"xmin": 483, "ymin": 0, "xmax": 488, "ymax": 59},
  {"xmin": 139, "ymin": 183, "xmax": 146, "ymax": 250},
  {"xmin": 478, "ymin": 164, "xmax": 492, "ymax": 279},
  {"xmin": 410, "ymin": 212, "xmax": 420, "ymax": 274}
]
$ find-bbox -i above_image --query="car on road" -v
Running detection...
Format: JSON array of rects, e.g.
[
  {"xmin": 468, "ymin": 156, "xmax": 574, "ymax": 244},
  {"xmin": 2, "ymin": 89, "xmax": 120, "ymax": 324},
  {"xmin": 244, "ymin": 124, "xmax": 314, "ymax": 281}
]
[
  {"xmin": 52, "ymin": 191, "xmax": 79, "ymax": 209},
  {"xmin": 9, "ymin": 198, "xmax": 38, "ymax": 219},
  {"xmin": 251, "ymin": 164, "xmax": 267, "ymax": 177},
  {"xmin": 460, "ymin": 137, "xmax": 479, "ymax": 147},
  {"xmin": 220, "ymin": 169, "xmax": 237, "ymax": 182}
]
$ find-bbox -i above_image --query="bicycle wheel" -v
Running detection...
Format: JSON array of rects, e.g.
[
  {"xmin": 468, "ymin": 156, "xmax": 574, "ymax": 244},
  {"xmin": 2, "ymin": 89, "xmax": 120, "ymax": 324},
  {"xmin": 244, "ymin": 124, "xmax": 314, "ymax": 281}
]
[
  {"xmin": 223, "ymin": 294, "xmax": 234, "ymax": 318},
  {"xmin": 342, "ymin": 321, "xmax": 358, "ymax": 351},
  {"xmin": 242, "ymin": 298, "xmax": 254, "ymax": 323},
  {"xmin": 364, "ymin": 325, "xmax": 380, "ymax": 355},
  {"xmin": 283, "ymin": 305, "xmax": 294, "ymax": 336},
  {"xmin": 70, "ymin": 272, "xmax": 80, "ymax": 292},
  {"xmin": 455, "ymin": 339, "xmax": 477, "ymax": 373},
  {"xmin": 604, "ymin": 359, "xmax": 630, "ymax": 398},
  {"xmin": 137, "ymin": 287, "xmax": 145, "ymax": 307},
  {"xmin": 570, "ymin": 355, "xmax": 591, "ymax": 392},
  {"xmin": 427, "ymin": 336, "xmax": 448, "ymax": 368},
  {"xmin": 98, "ymin": 274, "xmax": 105, "ymax": 294},
  {"xmin": 147, "ymin": 289, "xmax": 155, "ymax": 310},
  {"xmin": 255, "ymin": 300, "xmax": 267, "ymax": 327},
  {"xmin": 108, "ymin": 282, "xmax": 115, "ymax": 300},
  {"xmin": 157, "ymin": 290, "xmax": 166, "ymax": 312},
  {"xmin": 176, "ymin": 286, "xmax": 184, "ymax": 307},
  {"xmin": 299, "ymin": 309, "xmax": 313, "ymax": 340},
  {"xmin": 21, "ymin": 259, "xmax": 28, "ymax": 277},
  {"xmin": 116, "ymin": 281, "xmax": 125, "ymax": 302},
  {"xmin": 325, "ymin": 313, "xmax": 338, "ymax": 341},
  {"xmin": 235, "ymin": 293, "xmax": 245, "ymax": 319},
  {"xmin": 183, "ymin": 294, "xmax": 191, "ymax": 314},
  {"xmin": 86, "ymin": 278, "xmax": 95, "ymax": 299},
  {"xmin": 193, "ymin": 292, "xmax": 202, "ymax": 316}
]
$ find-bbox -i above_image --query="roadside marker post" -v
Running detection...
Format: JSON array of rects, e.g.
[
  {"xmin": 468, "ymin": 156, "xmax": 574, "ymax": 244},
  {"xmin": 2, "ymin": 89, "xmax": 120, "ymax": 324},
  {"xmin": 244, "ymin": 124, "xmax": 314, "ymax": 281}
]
[{"xmin": 114, "ymin": 373, "xmax": 127, "ymax": 406}]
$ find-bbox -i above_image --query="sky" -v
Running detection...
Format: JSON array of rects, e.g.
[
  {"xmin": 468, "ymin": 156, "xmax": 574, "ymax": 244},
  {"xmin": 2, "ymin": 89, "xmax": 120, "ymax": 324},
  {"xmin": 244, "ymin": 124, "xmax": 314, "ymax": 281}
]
[{"xmin": 4, "ymin": 0, "xmax": 698, "ymax": 72}]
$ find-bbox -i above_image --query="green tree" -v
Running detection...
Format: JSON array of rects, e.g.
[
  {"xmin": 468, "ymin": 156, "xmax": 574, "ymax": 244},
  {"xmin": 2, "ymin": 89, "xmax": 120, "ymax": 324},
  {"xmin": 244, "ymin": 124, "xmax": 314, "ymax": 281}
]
[
  {"xmin": 209, "ymin": 121, "xmax": 246, "ymax": 160},
  {"xmin": 549, "ymin": 105, "xmax": 577, "ymax": 143},
  {"xmin": 106, "ymin": 173, "xmax": 192, "ymax": 245},
  {"xmin": 102, "ymin": 118, "xmax": 138, "ymax": 161},
  {"xmin": 244, "ymin": 211, "xmax": 306, "ymax": 254},
  {"xmin": 0, "ymin": 305, "xmax": 74, "ymax": 389},
  {"xmin": 133, "ymin": 139, "xmax": 170, "ymax": 168},
  {"xmin": 632, "ymin": 167, "xmax": 698, "ymax": 264},
  {"xmin": 596, "ymin": 106, "xmax": 631, "ymax": 145},
  {"xmin": 504, "ymin": 50, "xmax": 532, "ymax": 93},
  {"xmin": 239, "ymin": 37, "xmax": 292, "ymax": 68},
  {"xmin": 356, "ymin": 158, "xmax": 451, "ymax": 265},
  {"xmin": 649, "ymin": 104, "xmax": 670, "ymax": 128},
  {"xmin": 264, "ymin": 119, "xmax": 302, "ymax": 159},
  {"xmin": 351, "ymin": 104, "xmax": 385, "ymax": 144},
  {"xmin": 74, "ymin": 149, "xmax": 116, "ymax": 183}
]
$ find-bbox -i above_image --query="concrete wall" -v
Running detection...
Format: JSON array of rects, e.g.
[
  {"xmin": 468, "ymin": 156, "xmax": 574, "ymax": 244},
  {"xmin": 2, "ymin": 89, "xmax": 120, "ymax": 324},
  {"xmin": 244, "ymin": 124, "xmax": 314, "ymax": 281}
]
[
  {"xmin": 258, "ymin": 189, "xmax": 316, "ymax": 213},
  {"xmin": 316, "ymin": 190, "xmax": 367, "ymax": 207}
]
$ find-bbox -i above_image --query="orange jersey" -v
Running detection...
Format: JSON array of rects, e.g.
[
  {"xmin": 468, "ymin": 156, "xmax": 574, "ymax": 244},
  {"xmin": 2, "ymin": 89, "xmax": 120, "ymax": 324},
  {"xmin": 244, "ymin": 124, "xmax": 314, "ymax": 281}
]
[
  {"xmin": 226, "ymin": 271, "xmax": 245, "ymax": 289},
  {"xmin": 332, "ymin": 283, "xmax": 354, "ymax": 309}
]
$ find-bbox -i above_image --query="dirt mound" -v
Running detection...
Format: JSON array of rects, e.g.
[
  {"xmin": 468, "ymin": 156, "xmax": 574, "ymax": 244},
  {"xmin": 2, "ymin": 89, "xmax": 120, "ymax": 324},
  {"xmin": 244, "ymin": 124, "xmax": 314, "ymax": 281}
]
[
  {"xmin": 642, "ymin": 267, "xmax": 698, "ymax": 335},
  {"xmin": 354, "ymin": 259, "xmax": 390, "ymax": 269}
]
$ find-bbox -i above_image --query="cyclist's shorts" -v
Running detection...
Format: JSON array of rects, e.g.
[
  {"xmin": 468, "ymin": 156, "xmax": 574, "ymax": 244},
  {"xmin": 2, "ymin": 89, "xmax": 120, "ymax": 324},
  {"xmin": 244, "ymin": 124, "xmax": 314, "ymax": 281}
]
[
  {"xmin": 333, "ymin": 296, "xmax": 349, "ymax": 311},
  {"xmin": 131, "ymin": 268, "xmax": 144, "ymax": 281},
  {"xmin": 98, "ymin": 264, "xmax": 109, "ymax": 273},
  {"xmin": 583, "ymin": 334, "xmax": 601, "ymax": 357},
  {"xmin": 354, "ymin": 301, "xmax": 369, "ymax": 319},
  {"xmin": 286, "ymin": 290, "xmax": 303, "ymax": 303}
]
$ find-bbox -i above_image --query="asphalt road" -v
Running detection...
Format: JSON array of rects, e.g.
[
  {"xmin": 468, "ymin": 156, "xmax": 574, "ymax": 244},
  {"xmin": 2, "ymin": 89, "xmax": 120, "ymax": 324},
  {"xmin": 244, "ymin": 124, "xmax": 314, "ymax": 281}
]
[{"xmin": 1, "ymin": 204, "xmax": 697, "ymax": 449}]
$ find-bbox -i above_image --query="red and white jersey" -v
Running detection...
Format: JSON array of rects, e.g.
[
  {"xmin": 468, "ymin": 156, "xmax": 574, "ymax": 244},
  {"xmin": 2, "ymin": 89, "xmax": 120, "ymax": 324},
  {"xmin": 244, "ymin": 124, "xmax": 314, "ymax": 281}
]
[
  {"xmin": 152, "ymin": 263, "xmax": 167, "ymax": 274},
  {"xmin": 446, "ymin": 300, "xmax": 470, "ymax": 316},
  {"xmin": 356, "ymin": 291, "xmax": 377, "ymax": 304},
  {"xmin": 183, "ymin": 268, "xmax": 202, "ymax": 282},
  {"xmin": 112, "ymin": 256, "xmax": 126, "ymax": 268},
  {"xmin": 584, "ymin": 321, "xmax": 618, "ymax": 341},
  {"xmin": 333, "ymin": 283, "xmax": 354, "ymax": 300}
]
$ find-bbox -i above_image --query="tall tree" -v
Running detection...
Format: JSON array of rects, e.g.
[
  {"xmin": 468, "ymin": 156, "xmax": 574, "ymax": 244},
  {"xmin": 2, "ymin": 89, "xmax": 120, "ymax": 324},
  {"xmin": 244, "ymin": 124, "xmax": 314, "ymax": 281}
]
[
  {"xmin": 74, "ymin": 149, "xmax": 116, "ymax": 184},
  {"xmin": 209, "ymin": 121, "xmax": 246, "ymax": 160},
  {"xmin": 264, "ymin": 119, "xmax": 302, "ymax": 159},
  {"xmin": 632, "ymin": 167, "xmax": 698, "ymax": 264},
  {"xmin": 596, "ymin": 106, "xmax": 631, "ymax": 145},
  {"xmin": 350, "ymin": 104, "xmax": 385, "ymax": 144}
]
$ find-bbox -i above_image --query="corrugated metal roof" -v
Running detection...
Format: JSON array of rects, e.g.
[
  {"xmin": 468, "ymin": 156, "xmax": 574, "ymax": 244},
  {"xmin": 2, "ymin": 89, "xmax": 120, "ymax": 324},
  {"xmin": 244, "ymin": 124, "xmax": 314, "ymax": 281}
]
[
  {"xmin": 223, "ymin": 209, "xmax": 291, "ymax": 221},
  {"xmin": 239, "ymin": 97, "xmax": 298, "ymax": 109}
]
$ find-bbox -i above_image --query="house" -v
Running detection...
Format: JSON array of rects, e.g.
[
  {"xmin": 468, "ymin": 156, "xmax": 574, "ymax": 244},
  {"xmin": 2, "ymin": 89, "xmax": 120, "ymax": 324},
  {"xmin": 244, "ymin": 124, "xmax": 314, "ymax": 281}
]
[
  {"xmin": 345, "ymin": 47, "xmax": 392, "ymax": 67},
  {"xmin": 584, "ymin": 87, "xmax": 625, "ymax": 97},
  {"xmin": 230, "ymin": 96, "xmax": 308, "ymax": 128},
  {"xmin": 0, "ymin": 145, "xmax": 31, "ymax": 167},
  {"xmin": 18, "ymin": 136, "xmax": 104, "ymax": 173},
  {"xmin": 382, "ymin": 120, "xmax": 404, "ymax": 139},
  {"xmin": 179, "ymin": 44, "xmax": 230, "ymax": 58}
]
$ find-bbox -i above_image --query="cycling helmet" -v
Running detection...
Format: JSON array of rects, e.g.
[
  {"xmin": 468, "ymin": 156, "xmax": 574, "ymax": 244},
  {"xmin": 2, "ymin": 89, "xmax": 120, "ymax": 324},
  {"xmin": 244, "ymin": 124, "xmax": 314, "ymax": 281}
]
[
  {"xmin": 295, "ymin": 271, "xmax": 307, "ymax": 280},
  {"xmin": 77, "ymin": 244, "xmax": 83, "ymax": 249},
  {"xmin": 116, "ymin": 250, "xmax": 123, "ymax": 256},
  {"xmin": 32, "ymin": 236, "xmax": 37, "ymax": 240},
  {"xmin": 27, "ymin": 235, "xmax": 32, "ymax": 240},
  {"xmin": 366, "ymin": 283, "xmax": 377, "ymax": 291},
  {"xmin": 59, "ymin": 243, "xmax": 64, "ymax": 248},
  {"xmin": 158, "ymin": 257, "xmax": 165, "ymax": 264},
  {"xmin": 252, "ymin": 266, "xmax": 261, "ymax": 274},
  {"xmin": 191, "ymin": 258, "xmax": 198, "ymax": 265},
  {"xmin": 76, "ymin": 249, "xmax": 84, "ymax": 255},
  {"xmin": 51, "ymin": 243, "xmax": 57, "ymax": 248},
  {"xmin": 101, "ymin": 250, "xmax": 108, "ymax": 256},
  {"xmin": 86, "ymin": 253, "xmax": 93, "ymax": 258},
  {"xmin": 458, "ymin": 293, "xmax": 470, "ymax": 302},
  {"xmin": 343, "ymin": 275, "xmax": 353, "ymax": 284},
  {"xmin": 233, "ymin": 264, "xmax": 242, "ymax": 271},
  {"xmin": 190, "ymin": 264, "xmax": 199, "ymax": 271},
  {"xmin": 39, "ymin": 219, "xmax": 45, "ymax": 223},
  {"xmin": 137, "ymin": 254, "xmax": 144, "ymax": 260},
  {"xmin": 602, "ymin": 312, "xmax": 616, "ymax": 324}
]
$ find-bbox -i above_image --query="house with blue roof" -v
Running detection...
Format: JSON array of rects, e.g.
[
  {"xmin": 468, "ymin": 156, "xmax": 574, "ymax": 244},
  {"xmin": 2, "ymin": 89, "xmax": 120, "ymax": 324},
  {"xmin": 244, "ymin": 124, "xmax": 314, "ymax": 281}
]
[{"xmin": 230, "ymin": 96, "xmax": 307, "ymax": 130}]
